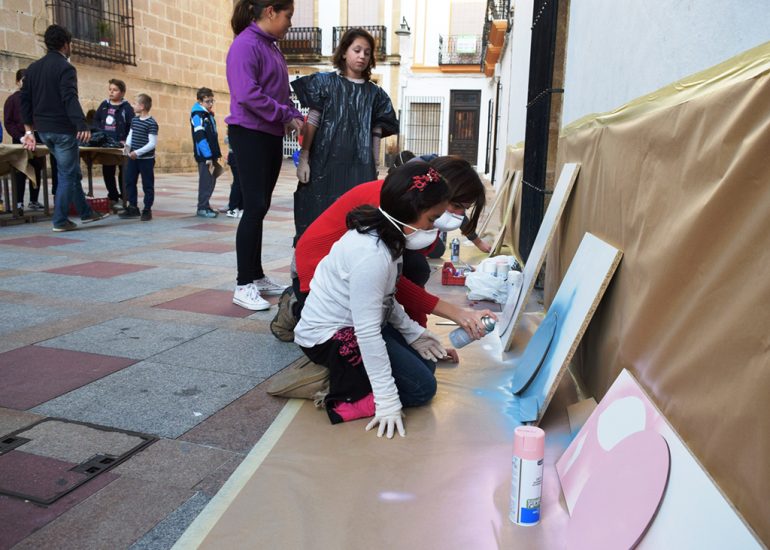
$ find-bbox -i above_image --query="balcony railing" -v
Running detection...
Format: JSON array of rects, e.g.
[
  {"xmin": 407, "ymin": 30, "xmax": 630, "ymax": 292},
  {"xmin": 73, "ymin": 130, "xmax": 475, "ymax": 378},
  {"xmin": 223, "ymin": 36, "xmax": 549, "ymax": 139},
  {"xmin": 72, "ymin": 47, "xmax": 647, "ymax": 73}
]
[
  {"xmin": 332, "ymin": 26, "xmax": 387, "ymax": 59},
  {"xmin": 438, "ymin": 34, "xmax": 483, "ymax": 65},
  {"xmin": 280, "ymin": 27, "xmax": 322, "ymax": 58},
  {"xmin": 488, "ymin": 0, "xmax": 512, "ymax": 21}
]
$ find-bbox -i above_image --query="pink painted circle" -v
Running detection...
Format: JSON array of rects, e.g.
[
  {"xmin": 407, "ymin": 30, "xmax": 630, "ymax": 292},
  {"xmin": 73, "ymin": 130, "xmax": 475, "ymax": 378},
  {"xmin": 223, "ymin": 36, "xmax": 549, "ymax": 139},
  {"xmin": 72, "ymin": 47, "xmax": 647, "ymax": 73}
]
[{"xmin": 566, "ymin": 430, "xmax": 670, "ymax": 550}]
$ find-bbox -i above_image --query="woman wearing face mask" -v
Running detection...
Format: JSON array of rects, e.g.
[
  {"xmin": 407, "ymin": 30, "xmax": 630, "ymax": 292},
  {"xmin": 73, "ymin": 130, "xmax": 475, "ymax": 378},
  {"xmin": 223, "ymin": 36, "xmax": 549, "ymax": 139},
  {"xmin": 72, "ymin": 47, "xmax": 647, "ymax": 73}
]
[
  {"xmin": 294, "ymin": 162, "xmax": 450, "ymax": 438},
  {"xmin": 271, "ymin": 156, "xmax": 495, "ymax": 346},
  {"xmin": 290, "ymin": 28, "xmax": 399, "ymax": 243}
]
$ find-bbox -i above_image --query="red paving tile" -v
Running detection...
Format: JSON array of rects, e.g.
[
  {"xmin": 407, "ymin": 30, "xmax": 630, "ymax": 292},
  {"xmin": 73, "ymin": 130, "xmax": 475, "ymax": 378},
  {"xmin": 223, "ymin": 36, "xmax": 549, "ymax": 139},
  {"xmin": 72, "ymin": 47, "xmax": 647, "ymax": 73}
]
[
  {"xmin": 184, "ymin": 223, "xmax": 234, "ymax": 233},
  {"xmin": 0, "ymin": 236, "xmax": 82, "ymax": 248},
  {"xmin": 271, "ymin": 264, "xmax": 293, "ymax": 274},
  {"xmin": 0, "ymin": 347, "xmax": 135, "ymax": 410},
  {"xmin": 145, "ymin": 209, "xmax": 180, "ymax": 217},
  {"xmin": 43, "ymin": 261, "xmax": 154, "ymax": 278},
  {"xmin": 264, "ymin": 215, "xmax": 293, "ymax": 222},
  {"xmin": 270, "ymin": 205, "xmax": 293, "ymax": 212},
  {"xmin": 169, "ymin": 242, "xmax": 233, "ymax": 254},
  {"xmin": 153, "ymin": 289, "xmax": 252, "ymax": 318},
  {"xmin": 154, "ymin": 288, "xmax": 281, "ymax": 318},
  {"xmin": 0, "ymin": 471, "xmax": 117, "ymax": 550},
  {"xmin": 0, "ymin": 451, "xmax": 87, "ymax": 503}
]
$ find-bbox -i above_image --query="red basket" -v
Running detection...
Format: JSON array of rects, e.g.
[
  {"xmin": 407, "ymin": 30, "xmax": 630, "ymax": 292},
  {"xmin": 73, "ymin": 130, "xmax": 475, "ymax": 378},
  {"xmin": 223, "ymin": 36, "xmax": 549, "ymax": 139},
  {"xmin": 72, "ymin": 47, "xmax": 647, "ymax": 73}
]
[
  {"xmin": 69, "ymin": 197, "xmax": 111, "ymax": 215},
  {"xmin": 441, "ymin": 262, "xmax": 468, "ymax": 286}
]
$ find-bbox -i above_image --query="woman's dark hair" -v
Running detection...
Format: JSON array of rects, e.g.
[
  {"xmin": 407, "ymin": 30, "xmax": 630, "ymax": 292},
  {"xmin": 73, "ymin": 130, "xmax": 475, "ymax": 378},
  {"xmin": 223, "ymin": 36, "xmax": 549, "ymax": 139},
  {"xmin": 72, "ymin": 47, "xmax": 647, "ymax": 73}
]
[
  {"xmin": 15, "ymin": 69, "xmax": 26, "ymax": 83},
  {"xmin": 231, "ymin": 0, "xmax": 294, "ymax": 35},
  {"xmin": 332, "ymin": 28, "xmax": 376, "ymax": 81},
  {"xmin": 347, "ymin": 161, "xmax": 449, "ymax": 259},
  {"xmin": 429, "ymin": 156, "xmax": 486, "ymax": 236},
  {"xmin": 44, "ymin": 24, "xmax": 72, "ymax": 51}
]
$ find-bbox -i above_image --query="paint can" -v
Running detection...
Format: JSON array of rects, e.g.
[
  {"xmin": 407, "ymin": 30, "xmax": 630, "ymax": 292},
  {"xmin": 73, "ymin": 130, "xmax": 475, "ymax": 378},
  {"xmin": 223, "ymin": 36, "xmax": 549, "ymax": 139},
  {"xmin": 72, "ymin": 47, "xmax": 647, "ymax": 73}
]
[
  {"xmin": 510, "ymin": 426, "xmax": 545, "ymax": 526},
  {"xmin": 448, "ymin": 315, "xmax": 495, "ymax": 348},
  {"xmin": 450, "ymin": 237, "xmax": 460, "ymax": 263},
  {"xmin": 495, "ymin": 259, "xmax": 509, "ymax": 279}
]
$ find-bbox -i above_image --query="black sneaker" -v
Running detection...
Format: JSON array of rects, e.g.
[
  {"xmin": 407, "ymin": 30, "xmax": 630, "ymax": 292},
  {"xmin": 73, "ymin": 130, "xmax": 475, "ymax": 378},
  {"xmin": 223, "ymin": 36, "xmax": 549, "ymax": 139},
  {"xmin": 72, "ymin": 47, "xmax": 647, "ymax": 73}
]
[
  {"xmin": 52, "ymin": 219, "xmax": 78, "ymax": 232},
  {"xmin": 140, "ymin": 209, "xmax": 152, "ymax": 221},
  {"xmin": 81, "ymin": 211, "xmax": 110, "ymax": 224},
  {"xmin": 118, "ymin": 206, "xmax": 141, "ymax": 219}
]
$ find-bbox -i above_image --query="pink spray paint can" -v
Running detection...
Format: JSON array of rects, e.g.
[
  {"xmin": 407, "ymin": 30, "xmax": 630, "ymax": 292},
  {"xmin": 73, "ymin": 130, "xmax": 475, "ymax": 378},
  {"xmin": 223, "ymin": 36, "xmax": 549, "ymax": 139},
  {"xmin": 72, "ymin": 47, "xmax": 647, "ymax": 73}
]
[{"xmin": 510, "ymin": 426, "xmax": 545, "ymax": 526}]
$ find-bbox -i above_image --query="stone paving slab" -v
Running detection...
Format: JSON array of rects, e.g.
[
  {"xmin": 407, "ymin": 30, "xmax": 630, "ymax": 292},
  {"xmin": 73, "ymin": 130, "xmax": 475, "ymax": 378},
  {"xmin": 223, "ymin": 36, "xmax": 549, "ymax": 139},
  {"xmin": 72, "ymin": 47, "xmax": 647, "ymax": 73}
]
[
  {"xmin": 151, "ymin": 329, "xmax": 303, "ymax": 379},
  {"xmin": 15, "ymin": 420, "xmax": 147, "ymax": 464},
  {"xmin": 31, "ymin": 361, "xmax": 259, "ymax": 438},
  {"xmin": 44, "ymin": 261, "xmax": 155, "ymax": 278},
  {"xmin": 0, "ymin": 301, "xmax": 73, "ymax": 337},
  {"xmin": 128, "ymin": 491, "xmax": 211, "ymax": 550},
  {"xmin": 0, "ymin": 346, "xmax": 135, "ymax": 410},
  {"xmin": 153, "ymin": 289, "xmax": 252, "ymax": 318},
  {"xmin": 179, "ymin": 379, "xmax": 288, "ymax": 454},
  {"xmin": 122, "ymin": 248, "xmax": 237, "ymax": 267},
  {"xmin": 0, "ymin": 235, "xmax": 82, "ymax": 248},
  {"xmin": 0, "ymin": 249, "xmax": 71, "ymax": 270},
  {"xmin": 12, "ymin": 476, "xmax": 193, "ymax": 550},
  {"xmin": 191, "ymin": 454, "xmax": 244, "ymax": 497},
  {"xmin": 0, "ymin": 407, "xmax": 44, "ymax": 438},
  {"xmin": 0, "ymin": 471, "xmax": 117, "ymax": 550},
  {"xmin": 0, "ymin": 451, "xmax": 87, "ymax": 502},
  {"xmin": 37, "ymin": 317, "xmax": 214, "ymax": 360},
  {"xmin": 113, "ymin": 438, "xmax": 238, "ymax": 489},
  {"xmin": 169, "ymin": 242, "xmax": 233, "ymax": 253}
]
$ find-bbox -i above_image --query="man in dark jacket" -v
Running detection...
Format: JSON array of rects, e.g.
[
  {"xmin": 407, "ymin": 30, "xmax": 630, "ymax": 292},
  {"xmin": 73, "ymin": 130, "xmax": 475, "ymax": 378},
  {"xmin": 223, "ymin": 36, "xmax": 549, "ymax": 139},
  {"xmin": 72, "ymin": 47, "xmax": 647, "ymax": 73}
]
[
  {"xmin": 93, "ymin": 78, "xmax": 134, "ymax": 208},
  {"xmin": 20, "ymin": 24, "xmax": 109, "ymax": 231}
]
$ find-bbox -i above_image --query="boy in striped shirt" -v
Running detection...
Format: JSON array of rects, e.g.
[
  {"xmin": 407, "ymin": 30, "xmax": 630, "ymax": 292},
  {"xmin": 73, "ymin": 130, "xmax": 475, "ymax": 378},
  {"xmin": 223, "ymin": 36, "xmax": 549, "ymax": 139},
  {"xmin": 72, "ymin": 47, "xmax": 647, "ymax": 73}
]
[{"xmin": 119, "ymin": 93, "xmax": 158, "ymax": 221}]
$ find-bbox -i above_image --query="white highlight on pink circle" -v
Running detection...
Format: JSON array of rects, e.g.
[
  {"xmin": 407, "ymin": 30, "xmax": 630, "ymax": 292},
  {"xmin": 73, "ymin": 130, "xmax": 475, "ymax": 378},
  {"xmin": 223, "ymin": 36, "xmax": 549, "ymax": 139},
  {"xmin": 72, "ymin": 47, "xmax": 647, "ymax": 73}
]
[{"xmin": 596, "ymin": 396, "xmax": 646, "ymax": 451}]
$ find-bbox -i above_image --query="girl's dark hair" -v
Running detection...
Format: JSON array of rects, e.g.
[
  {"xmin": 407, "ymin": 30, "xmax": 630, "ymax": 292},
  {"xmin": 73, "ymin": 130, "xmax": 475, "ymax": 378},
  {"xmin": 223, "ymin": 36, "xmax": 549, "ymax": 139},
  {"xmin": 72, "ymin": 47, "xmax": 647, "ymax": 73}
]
[
  {"xmin": 231, "ymin": 0, "xmax": 294, "ymax": 36},
  {"xmin": 332, "ymin": 28, "xmax": 376, "ymax": 81},
  {"xmin": 346, "ymin": 161, "xmax": 449, "ymax": 259},
  {"xmin": 429, "ymin": 156, "xmax": 486, "ymax": 236}
]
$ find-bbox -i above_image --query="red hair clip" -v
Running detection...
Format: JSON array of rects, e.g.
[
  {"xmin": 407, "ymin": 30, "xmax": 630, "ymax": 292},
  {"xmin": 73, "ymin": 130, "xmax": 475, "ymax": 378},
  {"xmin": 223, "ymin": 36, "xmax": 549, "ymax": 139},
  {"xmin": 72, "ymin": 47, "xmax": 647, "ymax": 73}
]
[{"xmin": 409, "ymin": 168, "xmax": 441, "ymax": 192}]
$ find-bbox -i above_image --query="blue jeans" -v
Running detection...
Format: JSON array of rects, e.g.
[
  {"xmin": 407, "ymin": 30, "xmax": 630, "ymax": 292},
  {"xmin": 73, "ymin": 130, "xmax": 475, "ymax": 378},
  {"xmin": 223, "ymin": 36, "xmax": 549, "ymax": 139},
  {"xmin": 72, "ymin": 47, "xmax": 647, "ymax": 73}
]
[
  {"xmin": 38, "ymin": 132, "xmax": 93, "ymax": 227},
  {"xmin": 125, "ymin": 158, "xmax": 155, "ymax": 209},
  {"xmin": 382, "ymin": 324, "xmax": 437, "ymax": 407}
]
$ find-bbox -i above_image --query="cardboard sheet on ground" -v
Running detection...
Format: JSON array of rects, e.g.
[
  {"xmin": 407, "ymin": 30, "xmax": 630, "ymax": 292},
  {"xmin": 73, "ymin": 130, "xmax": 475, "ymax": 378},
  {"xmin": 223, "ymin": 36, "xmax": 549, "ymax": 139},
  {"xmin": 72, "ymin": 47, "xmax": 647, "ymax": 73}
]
[
  {"xmin": 556, "ymin": 370, "xmax": 761, "ymax": 548},
  {"xmin": 498, "ymin": 163, "xmax": 580, "ymax": 351},
  {"xmin": 507, "ymin": 232, "xmax": 622, "ymax": 425},
  {"xmin": 175, "ymin": 313, "xmax": 580, "ymax": 550}
]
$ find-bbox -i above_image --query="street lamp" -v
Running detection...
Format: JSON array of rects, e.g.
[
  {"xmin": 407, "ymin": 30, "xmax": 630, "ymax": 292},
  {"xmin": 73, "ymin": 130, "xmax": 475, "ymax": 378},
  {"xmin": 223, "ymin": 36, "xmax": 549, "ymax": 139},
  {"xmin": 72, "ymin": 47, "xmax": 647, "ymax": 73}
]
[{"xmin": 395, "ymin": 16, "xmax": 411, "ymax": 37}]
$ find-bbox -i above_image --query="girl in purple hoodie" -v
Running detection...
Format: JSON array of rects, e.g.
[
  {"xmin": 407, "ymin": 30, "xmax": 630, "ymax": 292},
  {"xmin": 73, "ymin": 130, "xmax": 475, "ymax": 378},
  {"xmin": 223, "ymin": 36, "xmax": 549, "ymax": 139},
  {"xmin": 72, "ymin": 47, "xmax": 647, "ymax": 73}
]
[{"xmin": 226, "ymin": 0, "xmax": 304, "ymax": 311}]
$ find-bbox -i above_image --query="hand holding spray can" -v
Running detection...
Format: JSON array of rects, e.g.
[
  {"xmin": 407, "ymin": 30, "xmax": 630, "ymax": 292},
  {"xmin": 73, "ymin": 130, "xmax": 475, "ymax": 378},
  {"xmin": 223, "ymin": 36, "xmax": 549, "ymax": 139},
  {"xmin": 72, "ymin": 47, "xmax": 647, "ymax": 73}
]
[
  {"xmin": 448, "ymin": 315, "xmax": 495, "ymax": 348},
  {"xmin": 510, "ymin": 426, "xmax": 545, "ymax": 526}
]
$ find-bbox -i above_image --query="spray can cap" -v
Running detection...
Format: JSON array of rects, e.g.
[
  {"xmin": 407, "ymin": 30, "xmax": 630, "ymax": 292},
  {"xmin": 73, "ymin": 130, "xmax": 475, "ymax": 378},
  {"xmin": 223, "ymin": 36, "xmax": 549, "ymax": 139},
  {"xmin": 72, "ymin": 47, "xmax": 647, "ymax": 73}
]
[{"xmin": 513, "ymin": 426, "xmax": 545, "ymax": 460}]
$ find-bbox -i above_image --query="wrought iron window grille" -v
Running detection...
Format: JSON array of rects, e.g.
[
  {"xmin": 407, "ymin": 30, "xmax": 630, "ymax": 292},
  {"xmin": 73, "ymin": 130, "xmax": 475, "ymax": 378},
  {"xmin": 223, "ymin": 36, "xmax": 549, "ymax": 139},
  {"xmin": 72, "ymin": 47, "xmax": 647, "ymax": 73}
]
[
  {"xmin": 438, "ymin": 34, "xmax": 483, "ymax": 66},
  {"xmin": 47, "ymin": 0, "xmax": 136, "ymax": 66},
  {"xmin": 280, "ymin": 27, "xmax": 322, "ymax": 58}
]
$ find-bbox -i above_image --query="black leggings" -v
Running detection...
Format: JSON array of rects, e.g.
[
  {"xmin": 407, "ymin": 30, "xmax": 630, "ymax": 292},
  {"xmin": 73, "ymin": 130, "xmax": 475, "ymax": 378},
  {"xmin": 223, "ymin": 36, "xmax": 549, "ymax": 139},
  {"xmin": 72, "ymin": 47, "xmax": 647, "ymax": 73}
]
[{"xmin": 229, "ymin": 125, "xmax": 283, "ymax": 285}]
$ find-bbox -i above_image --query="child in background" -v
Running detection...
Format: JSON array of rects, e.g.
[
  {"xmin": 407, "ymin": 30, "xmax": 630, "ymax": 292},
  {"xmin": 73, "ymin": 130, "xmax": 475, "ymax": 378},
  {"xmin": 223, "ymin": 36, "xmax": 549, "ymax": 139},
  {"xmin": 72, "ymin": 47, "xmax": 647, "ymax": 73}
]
[
  {"xmin": 190, "ymin": 87, "xmax": 222, "ymax": 218},
  {"xmin": 119, "ymin": 93, "xmax": 158, "ymax": 221},
  {"xmin": 94, "ymin": 79, "xmax": 134, "ymax": 209}
]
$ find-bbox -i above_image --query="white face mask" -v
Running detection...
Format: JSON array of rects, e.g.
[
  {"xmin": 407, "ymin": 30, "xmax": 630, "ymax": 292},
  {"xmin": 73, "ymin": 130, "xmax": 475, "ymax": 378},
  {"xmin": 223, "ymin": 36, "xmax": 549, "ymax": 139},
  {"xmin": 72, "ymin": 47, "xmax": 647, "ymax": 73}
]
[
  {"xmin": 433, "ymin": 211, "xmax": 464, "ymax": 231},
  {"xmin": 379, "ymin": 207, "xmax": 440, "ymax": 250}
]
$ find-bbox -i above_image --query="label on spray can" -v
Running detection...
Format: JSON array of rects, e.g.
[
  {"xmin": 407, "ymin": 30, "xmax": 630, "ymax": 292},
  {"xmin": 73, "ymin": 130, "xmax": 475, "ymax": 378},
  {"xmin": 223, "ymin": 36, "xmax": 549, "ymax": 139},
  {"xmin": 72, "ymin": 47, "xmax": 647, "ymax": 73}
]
[
  {"xmin": 450, "ymin": 238, "xmax": 460, "ymax": 263},
  {"xmin": 448, "ymin": 316, "xmax": 496, "ymax": 348},
  {"xmin": 510, "ymin": 426, "xmax": 545, "ymax": 526}
]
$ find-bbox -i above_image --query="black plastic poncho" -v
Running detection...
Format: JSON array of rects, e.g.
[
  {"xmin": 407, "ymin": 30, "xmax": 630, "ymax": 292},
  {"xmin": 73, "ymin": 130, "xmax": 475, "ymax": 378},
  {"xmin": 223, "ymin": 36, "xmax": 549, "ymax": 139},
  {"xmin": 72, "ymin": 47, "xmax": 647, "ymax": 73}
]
[{"xmin": 291, "ymin": 72, "xmax": 399, "ymax": 241}]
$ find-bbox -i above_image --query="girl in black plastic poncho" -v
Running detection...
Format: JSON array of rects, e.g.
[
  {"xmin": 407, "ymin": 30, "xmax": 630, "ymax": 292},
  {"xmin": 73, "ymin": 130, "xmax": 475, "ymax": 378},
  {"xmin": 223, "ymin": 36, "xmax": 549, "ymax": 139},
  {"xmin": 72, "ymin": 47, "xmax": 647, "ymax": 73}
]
[{"xmin": 291, "ymin": 28, "xmax": 399, "ymax": 244}]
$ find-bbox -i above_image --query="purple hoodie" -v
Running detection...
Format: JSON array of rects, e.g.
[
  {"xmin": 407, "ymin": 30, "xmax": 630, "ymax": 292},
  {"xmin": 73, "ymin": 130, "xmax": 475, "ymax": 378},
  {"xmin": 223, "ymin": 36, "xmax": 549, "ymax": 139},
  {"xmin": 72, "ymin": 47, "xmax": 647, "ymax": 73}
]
[{"xmin": 225, "ymin": 22, "xmax": 302, "ymax": 136}]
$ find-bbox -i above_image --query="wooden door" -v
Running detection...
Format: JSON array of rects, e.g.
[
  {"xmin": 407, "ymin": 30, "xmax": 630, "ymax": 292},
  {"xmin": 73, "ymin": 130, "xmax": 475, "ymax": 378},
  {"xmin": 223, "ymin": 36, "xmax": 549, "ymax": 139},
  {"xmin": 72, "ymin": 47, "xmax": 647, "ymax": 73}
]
[{"xmin": 448, "ymin": 90, "xmax": 481, "ymax": 165}]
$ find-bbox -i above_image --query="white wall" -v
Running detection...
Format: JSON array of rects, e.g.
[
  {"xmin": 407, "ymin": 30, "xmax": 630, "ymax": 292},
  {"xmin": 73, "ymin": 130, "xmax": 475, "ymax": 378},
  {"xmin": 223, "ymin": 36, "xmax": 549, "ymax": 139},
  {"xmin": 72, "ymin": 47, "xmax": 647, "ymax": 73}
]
[
  {"xmin": 562, "ymin": 0, "xmax": 770, "ymax": 125},
  {"xmin": 402, "ymin": 74, "xmax": 494, "ymax": 167}
]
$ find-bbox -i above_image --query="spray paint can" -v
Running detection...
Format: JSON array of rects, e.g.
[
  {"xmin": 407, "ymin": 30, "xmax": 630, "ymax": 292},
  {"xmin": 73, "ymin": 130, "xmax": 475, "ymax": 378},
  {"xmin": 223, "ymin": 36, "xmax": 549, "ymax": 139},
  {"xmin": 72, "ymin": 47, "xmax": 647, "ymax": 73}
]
[
  {"xmin": 510, "ymin": 426, "xmax": 545, "ymax": 526},
  {"xmin": 450, "ymin": 237, "xmax": 460, "ymax": 263},
  {"xmin": 448, "ymin": 315, "xmax": 495, "ymax": 348}
]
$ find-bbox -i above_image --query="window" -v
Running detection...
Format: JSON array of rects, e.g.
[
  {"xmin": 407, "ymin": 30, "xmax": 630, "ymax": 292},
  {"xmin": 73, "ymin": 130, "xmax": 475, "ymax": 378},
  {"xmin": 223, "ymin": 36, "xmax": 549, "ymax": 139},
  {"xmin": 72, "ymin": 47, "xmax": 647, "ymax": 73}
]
[
  {"xmin": 292, "ymin": 0, "xmax": 314, "ymax": 28},
  {"xmin": 403, "ymin": 99, "xmax": 444, "ymax": 156},
  {"xmin": 48, "ymin": 0, "xmax": 136, "ymax": 65}
]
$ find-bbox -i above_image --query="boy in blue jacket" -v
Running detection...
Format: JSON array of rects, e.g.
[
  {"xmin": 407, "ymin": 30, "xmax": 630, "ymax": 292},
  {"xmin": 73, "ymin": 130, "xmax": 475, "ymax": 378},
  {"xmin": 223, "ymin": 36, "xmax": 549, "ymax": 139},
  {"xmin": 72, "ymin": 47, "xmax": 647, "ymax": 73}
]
[{"xmin": 190, "ymin": 87, "xmax": 222, "ymax": 218}]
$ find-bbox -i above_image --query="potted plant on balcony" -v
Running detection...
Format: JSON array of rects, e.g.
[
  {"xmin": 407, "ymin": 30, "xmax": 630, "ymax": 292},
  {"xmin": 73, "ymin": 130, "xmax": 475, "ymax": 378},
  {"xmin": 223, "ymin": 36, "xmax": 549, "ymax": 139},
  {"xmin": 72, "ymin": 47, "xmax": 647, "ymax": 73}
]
[{"xmin": 97, "ymin": 20, "xmax": 113, "ymax": 47}]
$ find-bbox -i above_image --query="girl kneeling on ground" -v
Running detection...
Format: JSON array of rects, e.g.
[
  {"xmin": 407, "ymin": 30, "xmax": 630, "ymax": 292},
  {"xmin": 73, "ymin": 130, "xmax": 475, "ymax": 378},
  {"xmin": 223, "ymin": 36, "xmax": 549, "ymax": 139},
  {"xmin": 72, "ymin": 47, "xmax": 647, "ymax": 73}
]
[{"xmin": 294, "ymin": 162, "xmax": 450, "ymax": 439}]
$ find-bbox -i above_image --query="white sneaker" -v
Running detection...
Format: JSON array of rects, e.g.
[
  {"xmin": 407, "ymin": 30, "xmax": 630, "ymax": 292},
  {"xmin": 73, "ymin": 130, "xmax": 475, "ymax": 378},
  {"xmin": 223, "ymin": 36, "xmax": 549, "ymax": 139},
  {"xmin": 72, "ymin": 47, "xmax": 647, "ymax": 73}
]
[
  {"xmin": 254, "ymin": 276, "xmax": 287, "ymax": 296},
  {"xmin": 237, "ymin": 209, "xmax": 243, "ymax": 218},
  {"xmin": 226, "ymin": 209, "xmax": 239, "ymax": 218},
  {"xmin": 27, "ymin": 201, "xmax": 43, "ymax": 211},
  {"xmin": 233, "ymin": 283, "xmax": 270, "ymax": 311}
]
